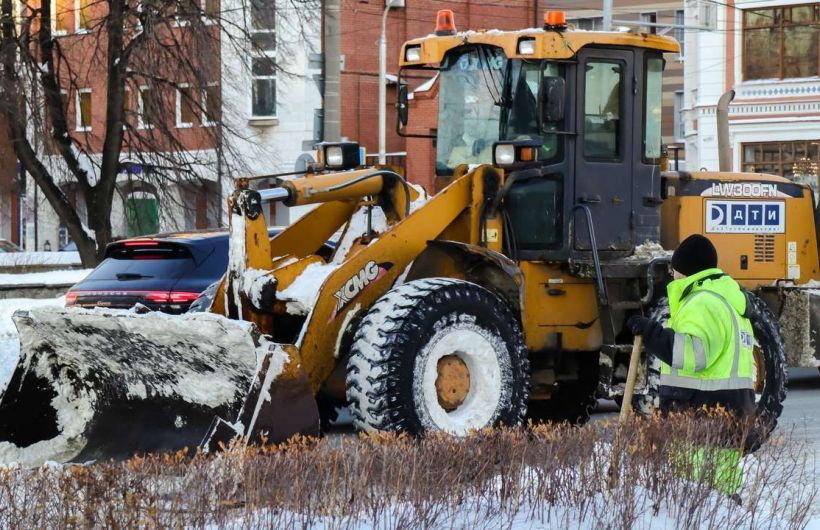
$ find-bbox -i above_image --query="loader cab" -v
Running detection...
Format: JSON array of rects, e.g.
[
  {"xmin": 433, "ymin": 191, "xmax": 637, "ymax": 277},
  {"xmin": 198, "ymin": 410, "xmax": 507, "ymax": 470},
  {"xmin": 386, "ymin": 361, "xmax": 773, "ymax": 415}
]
[
  {"xmin": 399, "ymin": 36, "xmax": 668, "ymax": 262},
  {"xmin": 503, "ymin": 45, "xmax": 665, "ymax": 261}
]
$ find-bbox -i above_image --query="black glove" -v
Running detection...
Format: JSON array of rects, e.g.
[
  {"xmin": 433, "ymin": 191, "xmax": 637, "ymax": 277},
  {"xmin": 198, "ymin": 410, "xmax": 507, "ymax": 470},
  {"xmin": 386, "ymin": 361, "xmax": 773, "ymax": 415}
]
[
  {"xmin": 627, "ymin": 315, "xmax": 675, "ymax": 366},
  {"xmin": 627, "ymin": 315, "xmax": 652, "ymax": 336}
]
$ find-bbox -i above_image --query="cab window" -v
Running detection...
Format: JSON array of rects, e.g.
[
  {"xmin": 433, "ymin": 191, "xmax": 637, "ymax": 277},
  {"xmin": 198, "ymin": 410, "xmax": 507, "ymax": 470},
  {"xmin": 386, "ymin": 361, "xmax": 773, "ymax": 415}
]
[{"xmin": 583, "ymin": 61, "xmax": 623, "ymax": 160}]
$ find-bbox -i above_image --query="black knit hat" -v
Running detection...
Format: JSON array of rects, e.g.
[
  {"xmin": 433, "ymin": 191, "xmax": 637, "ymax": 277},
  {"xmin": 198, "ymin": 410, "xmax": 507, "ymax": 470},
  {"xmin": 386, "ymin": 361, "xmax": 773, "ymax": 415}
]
[{"xmin": 671, "ymin": 234, "xmax": 718, "ymax": 276}]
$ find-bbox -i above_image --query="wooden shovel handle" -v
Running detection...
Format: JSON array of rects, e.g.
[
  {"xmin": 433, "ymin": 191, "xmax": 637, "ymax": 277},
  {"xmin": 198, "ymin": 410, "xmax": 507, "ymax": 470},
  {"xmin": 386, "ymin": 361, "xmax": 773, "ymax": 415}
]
[{"xmin": 619, "ymin": 335, "xmax": 644, "ymax": 422}]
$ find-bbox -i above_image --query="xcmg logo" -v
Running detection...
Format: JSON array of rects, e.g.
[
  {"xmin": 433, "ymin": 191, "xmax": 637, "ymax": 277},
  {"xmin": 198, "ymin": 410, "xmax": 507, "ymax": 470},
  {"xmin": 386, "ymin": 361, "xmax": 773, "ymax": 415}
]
[{"xmin": 333, "ymin": 261, "xmax": 392, "ymax": 315}]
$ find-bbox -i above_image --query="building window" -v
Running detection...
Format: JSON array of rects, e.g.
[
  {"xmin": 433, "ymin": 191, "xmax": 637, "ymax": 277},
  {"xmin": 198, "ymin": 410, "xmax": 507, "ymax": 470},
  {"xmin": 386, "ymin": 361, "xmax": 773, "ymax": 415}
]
[
  {"xmin": 673, "ymin": 91, "xmax": 684, "ymax": 142},
  {"xmin": 674, "ymin": 9, "xmax": 685, "ymax": 56},
  {"xmin": 138, "ymin": 86, "xmax": 158, "ymax": 129},
  {"xmin": 75, "ymin": 0, "xmax": 90, "ymax": 31},
  {"xmin": 251, "ymin": 0, "xmax": 276, "ymax": 118},
  {"xmin": 76, "ymin": 89, "xmax": 92, "ymax": 131},
  {"xmin": 744, "ymin": 4, "xmax": 820, "ymax": 80},
  {"xmin": 570, "ymin": 17, "xmax": 603, "ymax": 30},
  {"xmin": 204, "ymin": 0, "xmax": 218, "ymax": 19},
  {"xmin": 742, "ymin": 141, "xmax": 820, "ymax": 183},
  {"xmin": 252, "ymin": 57, "xmax": 276, "ymax": 118},
  {"xmin": 640, "ymin": 12, "xmax": 657, "ymax": 34},
  {"xmin": 123, "ymin": 88, "xmax": 135, "ymax": 129},
  {"xmin": 53, "ymin": 0, "xmax": 71, "ymax": 34},
  {"xmin": 176, "ymin": 84, "xmax": 195, "ymax": 128},
  {"xmin": 125, "ymin": 191, "xmax": 160, "ymax": 237},
  {"xmin": 202, "ymin": 84, "xmax": 219, "ymax": 126}
]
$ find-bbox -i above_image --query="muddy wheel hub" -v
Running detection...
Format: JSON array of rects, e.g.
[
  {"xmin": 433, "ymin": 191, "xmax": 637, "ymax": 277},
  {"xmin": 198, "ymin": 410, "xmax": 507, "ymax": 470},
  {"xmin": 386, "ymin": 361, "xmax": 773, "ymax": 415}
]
[
  {"xmin": 753, "ymin": 345, "xmax": 766, "ymax": 393},
  {"xmin": 435, "ymin": 354, "xmax": 471, "ymax": 411}
]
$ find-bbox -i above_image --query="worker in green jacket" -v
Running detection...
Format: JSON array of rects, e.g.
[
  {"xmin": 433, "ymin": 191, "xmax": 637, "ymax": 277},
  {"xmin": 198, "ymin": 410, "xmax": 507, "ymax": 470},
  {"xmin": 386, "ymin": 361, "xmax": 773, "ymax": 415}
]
[{"xmin": 627, "ymin": 234, "xmax": 756, "ymax": 496}]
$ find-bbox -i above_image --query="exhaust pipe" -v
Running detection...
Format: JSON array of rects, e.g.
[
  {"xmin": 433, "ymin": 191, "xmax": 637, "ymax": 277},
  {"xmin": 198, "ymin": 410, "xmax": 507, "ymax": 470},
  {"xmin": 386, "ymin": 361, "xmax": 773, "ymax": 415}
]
[{"xmin": 717, "ymin": 90, "xmax": 735, "ymax": 172}]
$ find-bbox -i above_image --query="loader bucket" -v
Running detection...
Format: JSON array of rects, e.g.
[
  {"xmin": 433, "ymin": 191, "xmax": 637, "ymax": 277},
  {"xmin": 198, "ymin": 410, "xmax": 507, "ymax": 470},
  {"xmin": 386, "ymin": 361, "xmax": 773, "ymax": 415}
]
[{"xmin": 0, "ymin": 308, "xmax": 317, "ymax": 467}]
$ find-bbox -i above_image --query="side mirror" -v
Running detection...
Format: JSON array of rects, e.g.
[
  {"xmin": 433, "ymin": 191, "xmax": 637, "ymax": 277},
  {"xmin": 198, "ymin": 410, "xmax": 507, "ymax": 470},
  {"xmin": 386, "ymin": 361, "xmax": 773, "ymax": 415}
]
[
  {"xmin": 397, "ymin": 84, "xmax": 409, "ymax": 127},
  {"xmin": 541, "ymin": 76, "xmax": 565, "ymax": 125}
]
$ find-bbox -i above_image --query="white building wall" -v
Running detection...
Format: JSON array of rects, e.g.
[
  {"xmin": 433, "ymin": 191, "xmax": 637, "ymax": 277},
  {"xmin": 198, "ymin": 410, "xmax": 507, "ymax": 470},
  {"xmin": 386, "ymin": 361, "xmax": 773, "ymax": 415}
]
[
  {"xmin": 685, "ymin": 0, "xmax": 820, "ymax": 173},
  {"xmin": 219, "ymin": 0, "xmax": 322, "ymax": 226}
]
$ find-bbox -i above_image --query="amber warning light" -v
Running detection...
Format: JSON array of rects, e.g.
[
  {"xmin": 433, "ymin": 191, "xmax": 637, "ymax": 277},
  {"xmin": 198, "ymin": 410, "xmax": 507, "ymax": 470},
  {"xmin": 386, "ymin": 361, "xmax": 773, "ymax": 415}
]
[
  {"xmin": 544, "ymin": 11, "xmax": 567, "ymax": 30},
  {"xmin": 435, "ymin": 9, "xmax": 457, "ymax": 36}
]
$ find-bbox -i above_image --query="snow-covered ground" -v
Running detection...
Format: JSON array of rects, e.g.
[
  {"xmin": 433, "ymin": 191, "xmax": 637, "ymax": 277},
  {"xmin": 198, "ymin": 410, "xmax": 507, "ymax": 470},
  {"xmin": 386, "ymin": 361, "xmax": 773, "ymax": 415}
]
[
  {"xmin": 0, "ymin": 251, "xmax": 81, "ymax": 267},
  {"xmin": 0, "ymin": 269, "xmax": 90, "ymax": 286},
  {"xmin": 0, "ymin": 296, "xmax": 65, "ymax": 388}
]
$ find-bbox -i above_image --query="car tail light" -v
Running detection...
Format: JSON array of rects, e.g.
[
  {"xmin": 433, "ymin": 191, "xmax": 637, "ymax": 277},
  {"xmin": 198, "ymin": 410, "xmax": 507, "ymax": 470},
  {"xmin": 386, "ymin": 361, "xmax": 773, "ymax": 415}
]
[
  {"xmin": 124, "ymin": 240, "xmax": 159, "ymax": 246},
  {"xmin": 143, "ymin": 291, "xmax": 200, "ymax": 304},
  {"xmin": 65, "ymin": 292, "xmax": 78, "ymax": 306}
]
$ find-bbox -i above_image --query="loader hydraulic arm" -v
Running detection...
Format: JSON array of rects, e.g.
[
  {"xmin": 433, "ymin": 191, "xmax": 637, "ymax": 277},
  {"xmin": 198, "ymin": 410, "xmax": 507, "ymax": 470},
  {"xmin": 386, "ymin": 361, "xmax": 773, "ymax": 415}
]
[
  {"xmin": 251, "ymin": 169, "xmax": 412, "ymax": 221},
  {"xmin": 220, "ymin": 165, "xmax": 502, "ymax": 387}
]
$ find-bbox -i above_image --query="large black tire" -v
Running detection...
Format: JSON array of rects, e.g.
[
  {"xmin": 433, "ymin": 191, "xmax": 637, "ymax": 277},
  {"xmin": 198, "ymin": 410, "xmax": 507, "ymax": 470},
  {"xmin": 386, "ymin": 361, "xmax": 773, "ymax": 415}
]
[
  {"xmin": 346, "ymin": 278, "xmax": 529, "ymax": 435},
  {"xmin": 636, "ymin": 293, "xmax": 787, "ymax": 438},
  {"xmin": 526, "ymin": 353, "xmax": 599, "ymax": 424},
  {"xmin": 746, "ymin": 291, "xmax": 788, "ymax": 434}
]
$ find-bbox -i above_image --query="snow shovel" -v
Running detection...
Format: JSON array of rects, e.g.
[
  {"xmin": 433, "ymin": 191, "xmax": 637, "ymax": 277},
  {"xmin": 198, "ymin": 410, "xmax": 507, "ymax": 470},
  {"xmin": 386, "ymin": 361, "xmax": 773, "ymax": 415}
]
[
  {"xmin": 608, "ymin": 335, "xmax": 643, "ymax": 489},
  {"xmin": 619, "ymin": 335, "xmax": 643, "ymax": 421}
]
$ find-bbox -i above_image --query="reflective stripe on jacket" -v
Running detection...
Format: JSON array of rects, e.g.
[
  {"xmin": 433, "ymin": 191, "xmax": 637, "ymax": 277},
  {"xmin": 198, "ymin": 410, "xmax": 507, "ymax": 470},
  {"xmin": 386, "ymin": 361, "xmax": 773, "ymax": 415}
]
[{"xmin": 660, "ymin": 268, "xmax": 755, "ymax": 392}]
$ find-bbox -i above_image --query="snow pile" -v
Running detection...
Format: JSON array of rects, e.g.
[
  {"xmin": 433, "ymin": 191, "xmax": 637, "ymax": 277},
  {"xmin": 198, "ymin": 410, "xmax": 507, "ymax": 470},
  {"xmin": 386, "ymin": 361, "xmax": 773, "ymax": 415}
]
[
  {"xmin": 242, "ymin": 268, "xmax": 275, "ymax": 309},
  {"xmin": 226, "ymin": 212, "xmax": 247, "ymax": 316},
  {"xmin": 332, "ymin": 183, "xmax": 427, "ymax": 265},
  {"xmin": 778, "ymin": 286, "xmax": 820, "ymax": 367},
  {"xmin": 0, "ymin": 269, "xmax": 91, "ymax": 286},
  {"xmin": 0, "ymin": 252, "xmax": 81, "ymax": 268},
  {"xmin": 628, "ymin": 241, "xmax": 672, "ymax": 261},
  {"xmin": 276, "ymin": 262, "xmax": 339, "ymax": 315},
  {"xmin": 0, "ymin": 297, "xmax": 66, "ymax": 393},
  {"xmin": 332, "ymin": 207, "xmax": 389, "ymax": 265}
]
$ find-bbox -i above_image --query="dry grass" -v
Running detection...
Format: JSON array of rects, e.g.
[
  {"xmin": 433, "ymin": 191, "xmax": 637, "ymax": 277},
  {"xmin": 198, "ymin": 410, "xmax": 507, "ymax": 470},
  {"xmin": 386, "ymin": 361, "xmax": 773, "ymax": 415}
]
[{"xmin": 0, "ymin": 413, "xmax": 815, "ymax": 530}]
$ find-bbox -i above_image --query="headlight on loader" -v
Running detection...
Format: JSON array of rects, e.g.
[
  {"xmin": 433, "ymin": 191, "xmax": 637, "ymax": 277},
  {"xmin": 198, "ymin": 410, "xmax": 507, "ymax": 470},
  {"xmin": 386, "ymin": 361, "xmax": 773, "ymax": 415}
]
[
  {"xmin": 492, "ymin": 139, "xmax": 542, "ymax": 169},
  {"xmin": 318, "ymin": 142, "xmax": 361, "ymax": 170},
  {"xmin": 405, "ymin": 45, "xmax": 421, "ymax": 62}
]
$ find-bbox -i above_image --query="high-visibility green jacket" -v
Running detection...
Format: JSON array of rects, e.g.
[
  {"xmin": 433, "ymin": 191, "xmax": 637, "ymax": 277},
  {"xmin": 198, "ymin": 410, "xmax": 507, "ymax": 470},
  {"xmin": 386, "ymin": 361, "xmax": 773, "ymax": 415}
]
[{"xmin": 660, "ymin": 268, "xmax": 755, "ymax": 401}]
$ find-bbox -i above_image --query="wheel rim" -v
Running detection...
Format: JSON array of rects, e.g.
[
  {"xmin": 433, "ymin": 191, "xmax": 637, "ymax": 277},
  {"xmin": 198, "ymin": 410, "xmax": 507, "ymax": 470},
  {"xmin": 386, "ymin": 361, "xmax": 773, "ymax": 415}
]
[{"xmin": 415, "ymin": 323, "xmax": 504, "ymax": 435}]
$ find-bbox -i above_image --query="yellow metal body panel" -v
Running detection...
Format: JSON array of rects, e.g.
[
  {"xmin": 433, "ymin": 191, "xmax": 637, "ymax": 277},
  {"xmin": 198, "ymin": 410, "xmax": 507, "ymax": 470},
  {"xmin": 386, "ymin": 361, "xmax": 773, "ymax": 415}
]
[
  {"xmin": 519, "ymin": 261, "xmax": 601, "ymax": 352},
  {"xmin": 400, "ymin": 29, "xmax": 679, "ymax": 67},
  {"xmin": 271, "ymin": 200, "xmax": 358, "ymax": 259},
  {"xmin": 661, "ymin": 172, "xmax": 820, "ymax": 287},
  {"xmin": 294, "ymin": 172, "xmax": 484, "ymax": 391}
]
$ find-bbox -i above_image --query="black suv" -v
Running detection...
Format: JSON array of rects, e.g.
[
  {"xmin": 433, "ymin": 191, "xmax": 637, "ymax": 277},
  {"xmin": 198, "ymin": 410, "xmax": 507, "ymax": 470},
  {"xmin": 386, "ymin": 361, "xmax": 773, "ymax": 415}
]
[{"xmin": 67, "ymin": 229, "xmax": 273, "ymax": 314}]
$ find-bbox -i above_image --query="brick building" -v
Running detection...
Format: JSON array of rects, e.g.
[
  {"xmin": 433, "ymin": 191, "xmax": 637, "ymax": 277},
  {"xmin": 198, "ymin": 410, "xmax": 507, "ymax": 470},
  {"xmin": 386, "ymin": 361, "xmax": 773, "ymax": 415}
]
[
  {"xmin": 337, "ymin": 1, "xmax": 538, "ymax": 191},
  {"xmin": 2, "ymin": 0, "xmax": 320, "ymax": 250}
]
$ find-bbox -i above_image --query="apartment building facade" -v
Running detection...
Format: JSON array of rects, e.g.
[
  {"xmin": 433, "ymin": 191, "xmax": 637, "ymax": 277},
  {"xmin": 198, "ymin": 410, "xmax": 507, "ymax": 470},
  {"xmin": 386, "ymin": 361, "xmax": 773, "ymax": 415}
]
[{"xmin": 684, "ymin": 0, "xmax": 820, "ymax": 195}]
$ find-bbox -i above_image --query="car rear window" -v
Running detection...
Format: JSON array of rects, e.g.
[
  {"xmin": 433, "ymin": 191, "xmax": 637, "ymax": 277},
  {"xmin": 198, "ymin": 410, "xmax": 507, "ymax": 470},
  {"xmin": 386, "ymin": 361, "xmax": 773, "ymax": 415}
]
[{"xmin": 87, "ymin": 243, "xmax": 197, "ymax": 280}]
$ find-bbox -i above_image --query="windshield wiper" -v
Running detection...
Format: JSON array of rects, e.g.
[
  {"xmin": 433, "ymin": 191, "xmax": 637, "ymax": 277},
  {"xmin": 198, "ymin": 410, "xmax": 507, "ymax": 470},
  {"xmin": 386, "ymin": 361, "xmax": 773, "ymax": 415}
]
[
  {"xmin": 116, "ymin": 272, "xmax": 154, "ymax": 280},
  {"xmin": 477, "ymin": 47, "xmax": 505, "ymax": 107}
]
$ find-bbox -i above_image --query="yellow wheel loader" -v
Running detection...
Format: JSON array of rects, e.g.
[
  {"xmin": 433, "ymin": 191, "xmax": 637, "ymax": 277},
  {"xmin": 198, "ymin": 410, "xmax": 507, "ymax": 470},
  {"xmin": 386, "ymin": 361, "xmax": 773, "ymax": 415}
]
[{"xmin": 0, "ymin": 11, "xmax": 812, "ymax": 465}]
